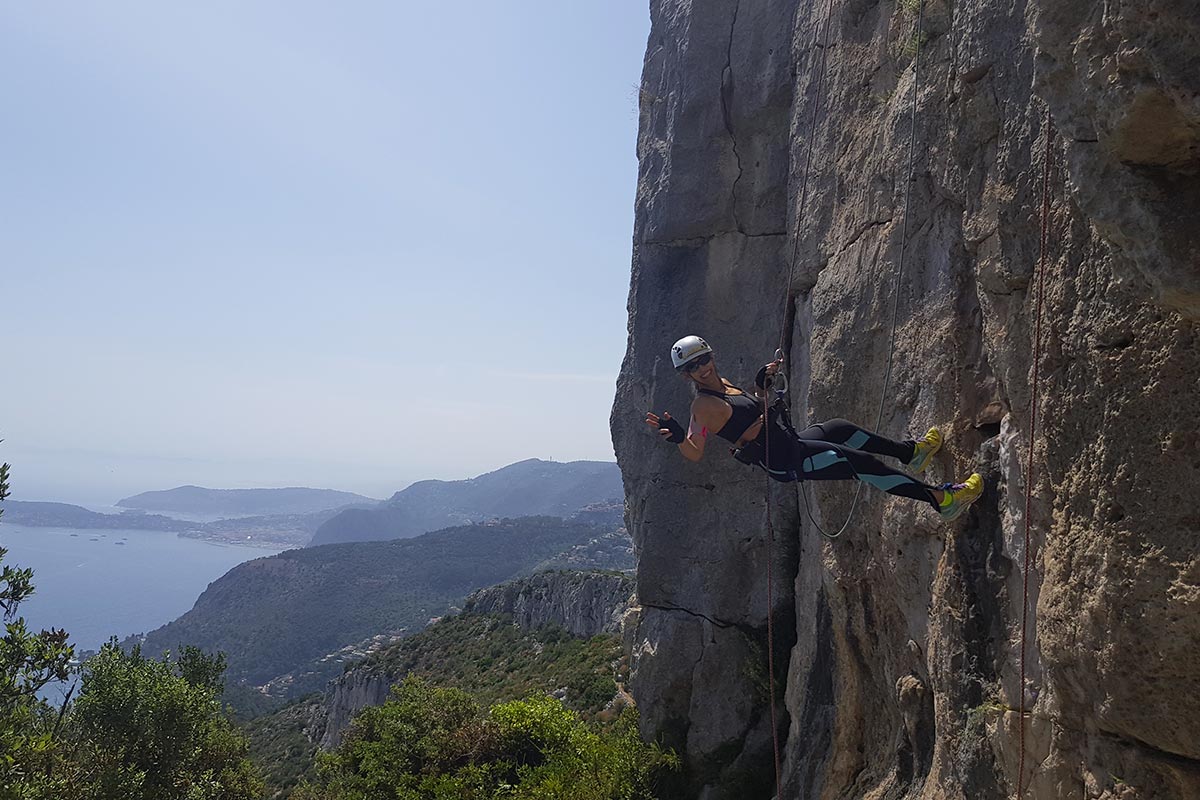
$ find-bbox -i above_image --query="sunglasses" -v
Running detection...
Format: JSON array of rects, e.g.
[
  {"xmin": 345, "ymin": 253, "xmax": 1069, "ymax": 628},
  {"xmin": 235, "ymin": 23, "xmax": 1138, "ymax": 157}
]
[{"xmin": 680, "ymin": 353, "xmax": 712, "ymax": 373}]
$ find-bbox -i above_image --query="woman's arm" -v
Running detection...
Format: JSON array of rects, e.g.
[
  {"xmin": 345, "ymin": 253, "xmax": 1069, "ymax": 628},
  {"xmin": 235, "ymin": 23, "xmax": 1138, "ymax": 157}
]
[
  {"xmin": 677, "ymin": 412, "xmax": 709, "ymax": 462},
  {"xmin": 645, "ymin": 398, "xmax": 719, "ymax": 462}
]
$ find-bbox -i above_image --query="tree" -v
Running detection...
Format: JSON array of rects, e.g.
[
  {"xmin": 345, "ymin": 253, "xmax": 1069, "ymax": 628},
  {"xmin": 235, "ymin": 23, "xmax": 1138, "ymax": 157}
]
[
  {"xmin": 0, "ymin": 456, "xmax": 76, "ymax": 800},
  {"xmin": 299, "ymin": 675, "xmax": 679, "ymax": 800},
  {"xmin": 63, "ymin": 641, "xmax": 263, "ymax": 800},
  {"xmin": 0, "ymin": 449, "xmax": 261, "ymax": 798}
]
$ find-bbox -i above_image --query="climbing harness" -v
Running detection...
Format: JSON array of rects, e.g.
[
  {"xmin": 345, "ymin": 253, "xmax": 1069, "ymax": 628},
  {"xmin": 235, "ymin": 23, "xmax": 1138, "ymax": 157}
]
[{"xmin": 1019, "ymin": 106, "xmax": 1055, "ymax": 800}]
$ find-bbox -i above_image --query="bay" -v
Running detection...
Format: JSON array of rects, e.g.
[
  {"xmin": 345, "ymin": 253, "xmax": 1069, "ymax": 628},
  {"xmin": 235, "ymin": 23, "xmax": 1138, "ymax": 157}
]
[{"xmin": 0, "ymin": 523, "xmax": 285, "ymax": 656}]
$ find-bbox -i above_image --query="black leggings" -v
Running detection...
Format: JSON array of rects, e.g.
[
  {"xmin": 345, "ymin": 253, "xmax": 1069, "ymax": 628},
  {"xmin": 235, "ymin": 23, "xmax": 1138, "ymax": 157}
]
[{"xmin": 759, "ymin": 418, "xmax": 939, "ymax": 510}]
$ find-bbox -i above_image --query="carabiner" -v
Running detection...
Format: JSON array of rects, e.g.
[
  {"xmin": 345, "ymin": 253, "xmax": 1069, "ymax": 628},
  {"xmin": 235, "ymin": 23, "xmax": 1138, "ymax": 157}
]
[{"xmin": 772, "ymin": 348, "xmax": 788, "ymax": 395}]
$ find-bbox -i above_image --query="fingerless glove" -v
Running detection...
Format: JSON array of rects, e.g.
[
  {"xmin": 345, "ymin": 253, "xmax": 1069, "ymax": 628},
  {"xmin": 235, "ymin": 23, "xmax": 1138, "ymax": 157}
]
[{"xmin": 660, "ymin": 415, "xmax": 686, "ymax": 444}]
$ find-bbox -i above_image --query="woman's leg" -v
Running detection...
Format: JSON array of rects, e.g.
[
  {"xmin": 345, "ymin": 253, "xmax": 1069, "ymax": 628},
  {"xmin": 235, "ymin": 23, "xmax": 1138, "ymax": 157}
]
[
  {"xmin": 795, "ymin": 418, "xmax": 915, "ymax": 463},
  {"xmin": 788, "ymin": 437, "xmax": 940, "ymax": 510}
]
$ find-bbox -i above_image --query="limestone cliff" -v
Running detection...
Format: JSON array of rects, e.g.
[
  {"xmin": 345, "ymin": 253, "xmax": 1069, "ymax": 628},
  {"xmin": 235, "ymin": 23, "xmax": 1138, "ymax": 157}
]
[
  {"xmin": 463, "ymin": 571, "xmax": 635, "ymax": 638},
  {"xmin": 611, "ymin": 1, "xmax": 1199, "ymax": 798},
  {"xmin": 319, "ymin": 570, "xmax": 635, "ymax": 749}
]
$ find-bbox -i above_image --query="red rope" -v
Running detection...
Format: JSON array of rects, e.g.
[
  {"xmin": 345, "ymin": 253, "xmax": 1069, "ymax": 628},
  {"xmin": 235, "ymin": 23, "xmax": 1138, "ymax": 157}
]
[{"xmin": 1019, "ymin": 106, "xmax": 1055, "ymax": 798}]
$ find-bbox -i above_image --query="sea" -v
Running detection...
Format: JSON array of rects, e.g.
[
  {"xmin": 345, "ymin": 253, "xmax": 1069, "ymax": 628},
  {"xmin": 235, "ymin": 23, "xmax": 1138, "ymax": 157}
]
[{"xmin": 0, "ymin": 522, "xmax": 286, "ymax": 693}]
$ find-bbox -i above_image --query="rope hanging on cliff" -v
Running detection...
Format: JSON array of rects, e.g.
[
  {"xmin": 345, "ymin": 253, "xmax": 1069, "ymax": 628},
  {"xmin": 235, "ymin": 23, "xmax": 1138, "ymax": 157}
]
[
  {"xmin": 761, "ymin": 1, "xmax": 838, "ymax": 794},
  {"xmin": 1018, "ymin": 106, "xmax": 1055, "ymax": 800},
  {"xmin": 778, "ymin": 0, "xmax": 928, "ymax": 540},
  {"xmin": 760, "ymin": 1, "xmax": 932, "ymax": 792}
]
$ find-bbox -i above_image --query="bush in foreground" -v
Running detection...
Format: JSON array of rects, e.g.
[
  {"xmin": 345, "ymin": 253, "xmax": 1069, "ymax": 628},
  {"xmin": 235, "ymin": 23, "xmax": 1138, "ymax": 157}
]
[{"xmin": 297, "ymin": 675, "xmax": 678, "ymax": 800}]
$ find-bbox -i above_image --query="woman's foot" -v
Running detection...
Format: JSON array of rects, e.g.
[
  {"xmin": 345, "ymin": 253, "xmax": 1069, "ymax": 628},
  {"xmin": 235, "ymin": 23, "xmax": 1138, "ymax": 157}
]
[
  {"xmin": 907, "ymin": 427, "xmax": 943, "ymax": 473},
  {"xmin": 938, "ymin": 474, "xmax": 983, "ymax": 520}
]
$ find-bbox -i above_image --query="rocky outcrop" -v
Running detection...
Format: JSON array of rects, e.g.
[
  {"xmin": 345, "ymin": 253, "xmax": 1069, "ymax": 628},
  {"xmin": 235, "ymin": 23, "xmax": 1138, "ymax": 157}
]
[
  {"xmin": 319, "ymin": 668, "xmax": 392, "ymax": 750},
  {"xmin": 612, "ymin": 1, "xmax": 1199, "ymax": 798},
  {"xmin": 320, "ymin": 569, "xmax": 636, "ymax": 749},
  {"xmin": 463, "ymin": 570, "xmax": 635, "ymax": 638}
]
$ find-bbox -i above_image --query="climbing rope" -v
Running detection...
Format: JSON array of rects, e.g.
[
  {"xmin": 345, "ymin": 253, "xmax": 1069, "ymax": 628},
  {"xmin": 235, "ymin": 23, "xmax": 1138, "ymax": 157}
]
[
  {"xmin": 1019, "ymin": 106, "xmax": 1055, "ymax": 799},
  {"xmin": 787, "ymin": 0, "xmax": 927, "ymax": 539},
  {"xmin": 761, "ymin": 2, "xmax": 837, "ymax": 795},
  {"xmin": 759, "ymin": 4, "xmax": 929, "ymax": 795}
]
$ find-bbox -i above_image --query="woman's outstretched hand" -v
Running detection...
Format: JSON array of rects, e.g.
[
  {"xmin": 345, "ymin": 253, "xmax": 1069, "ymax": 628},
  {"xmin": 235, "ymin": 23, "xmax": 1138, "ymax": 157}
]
[{"xmin": 645, "ymin": 411, "xmax": 685, "ymax": 443}]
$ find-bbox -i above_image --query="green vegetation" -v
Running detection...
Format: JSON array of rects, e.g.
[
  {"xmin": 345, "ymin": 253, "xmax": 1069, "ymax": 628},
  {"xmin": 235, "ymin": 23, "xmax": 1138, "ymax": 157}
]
[
  {"xmin": 248, "ymin": 612, "xmax": 628, "ymax": 796},
  {"xmin": 2, "ymin": 454, "xmax": 261, "ymax": 798},
  {"xmin": 361, "ymin": 613, "xmax": 626, "ymax": 719},
  {"xmin": 61, "ymin": 642, "xmax": 262, "ymax": 799},
  {"xmin": 244, "ymin": 697, "xmax": 325, "ymax": 798},
  {"xmin": 294, "ymin": 676, "xmax": 678, "ymax": 800},
  {"xmin": 1, "ymin": 458, "xmax": 76, "ymax": 798}
]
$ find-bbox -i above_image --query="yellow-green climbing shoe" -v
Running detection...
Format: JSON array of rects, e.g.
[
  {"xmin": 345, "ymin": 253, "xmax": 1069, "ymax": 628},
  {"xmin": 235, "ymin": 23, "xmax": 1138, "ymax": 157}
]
[
  {"xmin": 907, "ymin": 426, "xmax": 943, "ymax": 473},
  {"xmin": 938, "ymin": 473, "xmax": 983, "ymax": 520}
]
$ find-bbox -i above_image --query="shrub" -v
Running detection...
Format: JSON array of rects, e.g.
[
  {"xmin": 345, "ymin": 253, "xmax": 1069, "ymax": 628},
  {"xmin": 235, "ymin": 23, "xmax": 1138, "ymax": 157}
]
[{"xmin": 300, "ymin": 676, "xmax": 678, "ymax": 799}]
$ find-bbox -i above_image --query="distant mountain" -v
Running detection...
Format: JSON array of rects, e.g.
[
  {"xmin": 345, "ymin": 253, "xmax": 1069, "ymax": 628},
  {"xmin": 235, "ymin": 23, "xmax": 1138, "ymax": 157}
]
[
  {"xmin": 309, "ymin": 459, "xmax": 622, "ymax": 546},
  {"xmin": 117, "ymin": 486, "xmax": 378, "ymax": 517},
  {"xmin": 125, "ymin": 516, "xmax": 614, "ymax": 699},
  {"xmin": 1, "ymin": 500, "xmax": 193, "ymax": 532}
]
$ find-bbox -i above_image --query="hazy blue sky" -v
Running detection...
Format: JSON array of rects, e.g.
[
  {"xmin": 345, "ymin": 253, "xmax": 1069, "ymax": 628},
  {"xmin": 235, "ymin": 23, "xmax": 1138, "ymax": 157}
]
[{"xmin": 1, "ymin": 2, "xmax": 650, "ymax": 505}]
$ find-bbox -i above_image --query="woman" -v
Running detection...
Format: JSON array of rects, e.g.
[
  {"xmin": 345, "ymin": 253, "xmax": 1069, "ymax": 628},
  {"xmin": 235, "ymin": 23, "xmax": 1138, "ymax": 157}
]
[{"xmin": 645, "ymin": 336, "xmax": 983, "ymax": 519}]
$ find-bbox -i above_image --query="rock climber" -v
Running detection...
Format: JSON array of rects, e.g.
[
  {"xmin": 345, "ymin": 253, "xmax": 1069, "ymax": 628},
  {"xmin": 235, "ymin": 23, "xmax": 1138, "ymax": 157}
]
[{"xmin": 645, "ymin": 335, "xmax": 983, "ymax": 519}]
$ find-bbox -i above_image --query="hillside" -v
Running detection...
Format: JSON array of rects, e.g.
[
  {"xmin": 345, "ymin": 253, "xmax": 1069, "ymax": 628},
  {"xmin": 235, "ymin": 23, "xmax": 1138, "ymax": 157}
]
[
  {"xmin": 246, "ymin": 570, "xmax": 635, "ymax": 798},
  {"xmin": 1, "ymin": 499, "xmax": 339, "ymax": 548},
  {"xmin": 127, "ymin": 517, "xmax": 613, "ymax": 697},
  {"xmin": 1, "ymin": 500, "xmax": 192, "ymax": 531},
  {"xmin": 309, "ymin": 458, "xmax": 622, "ymax": 546},
  {"xmin": 248, "ymin": 617, "xmax": 627, "ymax": 798},
  {"xmin": 117, "ymin": 485, "xmax": 377, "ymax": 516}
]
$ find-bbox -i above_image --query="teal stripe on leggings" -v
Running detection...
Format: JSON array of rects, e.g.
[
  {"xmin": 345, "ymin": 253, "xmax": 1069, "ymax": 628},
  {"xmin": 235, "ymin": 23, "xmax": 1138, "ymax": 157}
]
[
  {"xmin": 846, "ymin": 431, "xmax": 870, "ymax": 450},
  {"xmin": 802, "ymin": 450, "xmax": 843, "ymax": 473},
  {"xmin": 858, "ymin": 473, "xmax": 916, "ymax": 492}
]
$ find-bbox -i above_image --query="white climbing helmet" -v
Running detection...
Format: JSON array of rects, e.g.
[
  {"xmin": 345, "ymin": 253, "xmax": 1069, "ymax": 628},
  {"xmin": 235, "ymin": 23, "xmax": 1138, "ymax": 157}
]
[{"xmin": 670, "ymin": 335, "xmax": 713, "ymax": 370}]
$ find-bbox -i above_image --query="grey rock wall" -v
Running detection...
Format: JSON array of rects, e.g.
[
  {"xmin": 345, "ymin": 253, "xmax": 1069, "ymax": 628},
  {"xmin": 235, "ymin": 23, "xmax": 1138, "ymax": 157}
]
[
  {"xmin": 319, "ymin": 667, "xmax": 392, "ymax": 749},
  {"xmin": 462, "ymin": 571, "xmax": 634, "ymax": 638},
  {"xmin": 612, "ymin": 1, "xmax": 1199, "ymax": 798}
]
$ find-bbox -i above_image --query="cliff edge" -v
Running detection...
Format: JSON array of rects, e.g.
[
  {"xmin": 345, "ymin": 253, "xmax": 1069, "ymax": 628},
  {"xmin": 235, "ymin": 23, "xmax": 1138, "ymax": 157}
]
[{"xmin": 611, "ymin": 1, "xmax": 1198, "ymax": 798}]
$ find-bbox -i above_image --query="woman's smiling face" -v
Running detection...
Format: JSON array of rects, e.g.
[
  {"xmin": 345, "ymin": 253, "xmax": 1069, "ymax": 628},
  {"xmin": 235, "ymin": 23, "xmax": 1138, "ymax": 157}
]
[{"xmin": 681, "ymin": 353, "xmax": 717, "ymax": 382}]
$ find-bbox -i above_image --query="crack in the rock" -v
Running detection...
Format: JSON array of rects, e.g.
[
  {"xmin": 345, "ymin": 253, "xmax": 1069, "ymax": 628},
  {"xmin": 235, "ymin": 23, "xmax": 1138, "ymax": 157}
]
[
  {"xmin": 1099, "ymin": 728, "xmax": 1200, "ymax": 767},
  {"xmin": 641, "ymin": 230, "xmax": 787, "ymax": 247},
  {"xmin": 646, "ymin": 477, "xmax": 718, "ymax": 491},
  {"xmin": 641, "ymin": 601, "xmax": 736, "ymax": 629},
  {"xmin": 834, "ymin": 217, "xmax": 894, "ymax": 257},
  {"xmin": 720, "ymin": 0, "xmax": 745, "ymax": 234},
  {"xmin": 639, "ymin": 235, "xmax": 709, "ymax": 248}
]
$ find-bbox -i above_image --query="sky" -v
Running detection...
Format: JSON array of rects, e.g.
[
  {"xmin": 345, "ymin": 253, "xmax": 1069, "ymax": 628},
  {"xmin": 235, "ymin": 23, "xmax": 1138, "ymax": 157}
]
[{"xmin": 1, "ymin": 2, "xmax": 651, "ymax": 506}]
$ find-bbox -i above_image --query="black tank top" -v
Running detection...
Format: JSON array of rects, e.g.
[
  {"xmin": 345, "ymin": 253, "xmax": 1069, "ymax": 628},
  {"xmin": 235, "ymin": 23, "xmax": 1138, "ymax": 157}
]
[{"xmin": 698, "ymin": 384, "xmax": 762, "ymax": 444}]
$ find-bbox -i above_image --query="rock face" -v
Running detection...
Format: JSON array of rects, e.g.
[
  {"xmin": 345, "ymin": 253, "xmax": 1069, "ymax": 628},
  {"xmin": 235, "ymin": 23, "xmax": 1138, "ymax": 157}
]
[
  {"xmin": 463, "ymin": 571, "xmax": 635, "ymax": 638},
  {"xmin": 611, "ymin": 1, "xmax": 1199, "ymax": 798},
  {"xmin": 319, "ymin": 667, "xmax": 392, "ymax": 750},
  {"xmin": 320, "ymin": 569, "xmax": 636, "ymax": 749}
]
